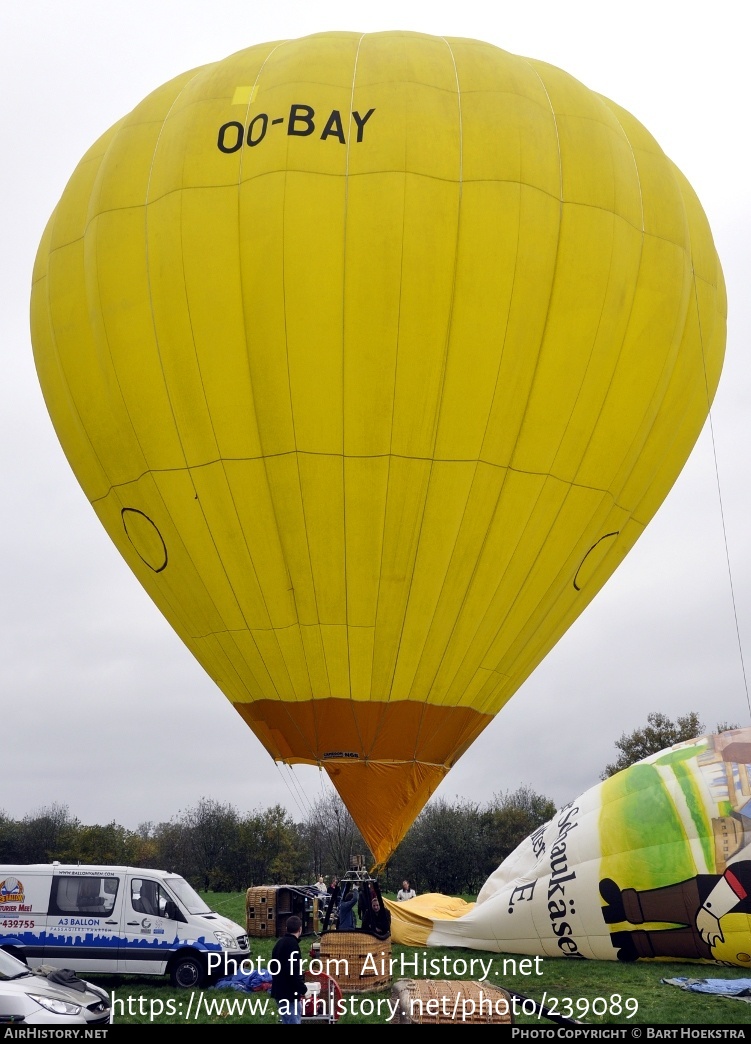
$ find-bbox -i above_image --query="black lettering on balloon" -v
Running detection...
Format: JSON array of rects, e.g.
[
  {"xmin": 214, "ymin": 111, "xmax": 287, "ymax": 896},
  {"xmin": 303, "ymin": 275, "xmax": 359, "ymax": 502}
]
[
  {"xmin": 217, "ymin": 104, "xmax": 375, "ymax": 151},
  {"xmin": 351, "ymin": 108, "xmax": 375, "ymax": 142},
  {"xmin": 288, "ymin": 104, "xmax": 316, "ymax": 136},
  {"xmin": 247, "ymin": 113, "xmax": 269, "ymax": 147},
  {"xmin": 217, "ymin": 121, "xmax": 244, "ymax": 153},
  {"xmin": 320, "ymin": 109, "xmax": 346, "ymax": 144}
]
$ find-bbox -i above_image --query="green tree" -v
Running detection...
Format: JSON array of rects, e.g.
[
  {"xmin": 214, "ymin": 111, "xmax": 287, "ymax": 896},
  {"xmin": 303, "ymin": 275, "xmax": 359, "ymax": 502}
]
[
  {"xmin": 175, "ymin": 798, "xmax": 241, "ymax": 890},
  {"xmin": 16, "ymin": 803, "xmax": 79, "ymax": 862},
  {"xmin": 0, "ymin": 811, "xmax": 19, "ymax": 862},
  {"xmin": 601, "ymin": 711, "xmax": 704, "ymax": 779},
  {"xmin": 58, "ymin": 822, "xmax": 143, "ymax": 865},
  {"xmin": 151, "ymin": 819, "xmax": 190, "ymax": 875},
  {"xmin": 482, "ymin": 786, "xmax": 556, "ymax": 869},
  {"xmin": 389, "ymin": 798, "xmax": 487, "ymax": 895},
  {"xmin": 239, "ymin": 805, "xmax": 304, "ymax": 886}
]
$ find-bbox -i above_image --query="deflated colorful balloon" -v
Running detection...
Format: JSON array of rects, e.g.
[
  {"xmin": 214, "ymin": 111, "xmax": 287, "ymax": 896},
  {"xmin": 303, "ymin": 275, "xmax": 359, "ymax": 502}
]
[
  {"xmin": 388, "ymin": 729, "xmax": 751, "ymax": 968},
  {"xmin": 30, "ymin": 32, "xmax": 725, "ymax": 863}
]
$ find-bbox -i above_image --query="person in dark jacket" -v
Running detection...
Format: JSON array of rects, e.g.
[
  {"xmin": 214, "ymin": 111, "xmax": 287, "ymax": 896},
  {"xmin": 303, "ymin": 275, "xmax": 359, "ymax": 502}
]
[
  {"xmin": 271, "ymin": 915, "xmax": 308, "ymax": 1024},
  {"xmin": 361, "ymin": 894, "xmax": 391, "ymax": 939},
  {"xmin": 337, "ymin": 885, "xmax": 358, "ymax": 931}
]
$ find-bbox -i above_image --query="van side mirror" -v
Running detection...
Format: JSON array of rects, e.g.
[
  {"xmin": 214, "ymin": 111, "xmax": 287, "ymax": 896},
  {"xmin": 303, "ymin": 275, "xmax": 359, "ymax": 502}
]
[{"xmin": 165, "ymin": 900, "xmax": 185, "ymax": 922}]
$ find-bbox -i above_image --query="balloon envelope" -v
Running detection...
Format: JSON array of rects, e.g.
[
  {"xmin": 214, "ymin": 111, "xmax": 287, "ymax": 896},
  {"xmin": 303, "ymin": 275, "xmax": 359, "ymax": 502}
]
[
  {"xmin": 388, "ymin": 728, "xmax": 751, "ymax": 968},
  {"xmin": 31, "ymin": 32, "xmax": 725, "ymax": 862}
]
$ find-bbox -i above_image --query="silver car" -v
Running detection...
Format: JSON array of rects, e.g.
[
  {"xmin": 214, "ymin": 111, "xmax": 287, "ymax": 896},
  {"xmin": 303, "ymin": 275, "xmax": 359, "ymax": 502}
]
[{"xmin": 0, "ymin": 948, "xmax": 111, "ymax": 1025}]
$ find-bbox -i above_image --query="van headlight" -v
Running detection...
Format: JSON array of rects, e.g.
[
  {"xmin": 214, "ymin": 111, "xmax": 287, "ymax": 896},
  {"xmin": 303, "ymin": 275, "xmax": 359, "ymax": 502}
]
[
  {"xmin": 213, "ymin": 931, "xmax": 236, "ymax": 949},
  {"xmin": 29, "ymin": 994, "xmax": 82, "ymax": 1016}
]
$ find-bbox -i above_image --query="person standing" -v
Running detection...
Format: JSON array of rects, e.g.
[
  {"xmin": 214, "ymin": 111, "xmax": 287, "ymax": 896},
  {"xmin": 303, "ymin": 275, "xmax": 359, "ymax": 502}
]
[
  {"xmin": 337, "ymin": 884, "xmax": 358, "ymax": 930},
  {"xmin": 397, "ymin": 880, "xmax": 416, "ymax": 902},
  {"xmin": 271, "ymin": 915, "xmax": 308, "ymax": 1024}
]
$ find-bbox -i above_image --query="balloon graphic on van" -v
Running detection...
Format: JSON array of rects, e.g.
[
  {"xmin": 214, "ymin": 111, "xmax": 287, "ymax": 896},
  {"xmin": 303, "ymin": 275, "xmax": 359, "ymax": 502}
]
[
  {"xmin": 0, "ymin": 879, "xmax": 23, "ymax": 903},
  {"xmin": 31, "ymin": 31, "xmax": 726, "ymax": 863}
]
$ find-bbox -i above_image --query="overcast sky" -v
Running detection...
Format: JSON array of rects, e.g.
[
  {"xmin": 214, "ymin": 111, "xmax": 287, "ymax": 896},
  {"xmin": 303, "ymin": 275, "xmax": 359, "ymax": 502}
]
[{"xmin": 2, "ymin": 0, "xmax": 750, "ymax": 834}]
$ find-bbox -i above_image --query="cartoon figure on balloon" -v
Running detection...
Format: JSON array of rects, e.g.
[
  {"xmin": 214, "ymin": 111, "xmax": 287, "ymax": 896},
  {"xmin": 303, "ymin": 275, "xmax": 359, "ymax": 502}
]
[
  {"xmin": 600, "ymin": 857, "xmax": 751, "ymax": 964},
  {"xmin": 599, "ymin": 731, "xmax": 751, "ymax": 967}
]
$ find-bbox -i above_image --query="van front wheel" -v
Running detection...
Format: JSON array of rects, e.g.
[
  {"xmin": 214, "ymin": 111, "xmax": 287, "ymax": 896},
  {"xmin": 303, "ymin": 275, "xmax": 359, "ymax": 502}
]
[{"xmin": 170, "ymin": 954, "xmax": 205, "ymax": 989}]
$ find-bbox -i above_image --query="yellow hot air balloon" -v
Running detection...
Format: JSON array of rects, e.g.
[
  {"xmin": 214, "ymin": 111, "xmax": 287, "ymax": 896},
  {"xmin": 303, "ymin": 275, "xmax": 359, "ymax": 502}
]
[{"xmin": 30, "ymin": 32, "xmax": 725, "ymax": 865}]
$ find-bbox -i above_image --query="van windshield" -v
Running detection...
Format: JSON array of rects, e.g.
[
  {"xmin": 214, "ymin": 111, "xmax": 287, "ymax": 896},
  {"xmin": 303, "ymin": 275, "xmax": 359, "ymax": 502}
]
[{"xmin": 167, "ymin": 876, "xmax": 212, "ymax": 915}]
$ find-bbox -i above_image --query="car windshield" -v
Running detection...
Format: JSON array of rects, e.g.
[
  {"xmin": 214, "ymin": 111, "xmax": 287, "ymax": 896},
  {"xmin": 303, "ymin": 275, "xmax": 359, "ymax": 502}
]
[
  {"xmin": 166, "ymin": 876, "xmax": 211, "ymax": 915},
  {"xmin": 0, "ymin": 947, "xmax": 32, "ymax": 981}
]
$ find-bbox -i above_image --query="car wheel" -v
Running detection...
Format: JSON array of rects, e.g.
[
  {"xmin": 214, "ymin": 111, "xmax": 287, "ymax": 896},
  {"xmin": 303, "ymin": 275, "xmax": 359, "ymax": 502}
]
[{"xmin": 170, "ymin": 954, "xmax": 205, "ymax": 989}]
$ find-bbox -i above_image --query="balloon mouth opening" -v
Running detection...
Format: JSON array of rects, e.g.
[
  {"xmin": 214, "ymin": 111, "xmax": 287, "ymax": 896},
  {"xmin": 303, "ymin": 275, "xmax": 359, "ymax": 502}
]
[{"xmin": 233, "ymin": 698, "xmax": 494, "ymax": 862}]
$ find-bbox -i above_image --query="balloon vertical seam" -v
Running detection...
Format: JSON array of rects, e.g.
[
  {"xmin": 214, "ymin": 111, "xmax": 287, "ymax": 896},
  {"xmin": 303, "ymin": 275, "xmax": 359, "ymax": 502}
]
[
  {"xmin": 230, "ymin": 41, "xmax": 327, "ymax": 743},
  {"xmin": 371, "ymin": 35, "xmax": 466, "ymax": 766},
  {"xmin": 339, "ymin": 34, "xmax": 366, "ymax": 740},
  {"xmin": 405, "ymin": 35, "xmax": 466, "ymax": 764},
  {"xmin": 231, "ymin": 40, "xmax": 329, "ymax": 764},
  {"xmin": 142, "ymin": 66, "xmax": 295, "ymax": 712}
]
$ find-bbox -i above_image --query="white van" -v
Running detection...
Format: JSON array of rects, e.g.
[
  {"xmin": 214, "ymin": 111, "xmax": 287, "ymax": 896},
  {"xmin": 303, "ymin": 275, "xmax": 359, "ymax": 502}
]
[{"xmin": 0, "ymin": 864, "xmax": 249, "ymax": 988}]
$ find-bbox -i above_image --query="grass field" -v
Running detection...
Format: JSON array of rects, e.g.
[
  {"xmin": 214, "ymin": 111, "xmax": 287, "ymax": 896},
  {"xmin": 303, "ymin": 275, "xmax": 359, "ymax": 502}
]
[{"xmin": 91, "ymin": 891, "xmax": 751, "ymax": 1025}]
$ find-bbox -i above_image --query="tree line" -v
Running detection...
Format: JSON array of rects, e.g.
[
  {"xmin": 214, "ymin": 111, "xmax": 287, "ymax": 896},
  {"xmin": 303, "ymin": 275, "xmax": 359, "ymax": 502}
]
[{"xmin": 0, "ymin": 786, "xmax": 554, "ymax": 896}]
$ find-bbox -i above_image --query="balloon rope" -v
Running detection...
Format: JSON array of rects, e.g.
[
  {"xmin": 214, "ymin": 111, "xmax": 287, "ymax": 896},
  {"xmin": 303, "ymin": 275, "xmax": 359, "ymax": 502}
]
[
  {"xmin": 706, "ymin": 409, "xmax": 751, "ymax": 719},
  {"xmin": 694, "ymin": 264, "xmax": 751, "ymax": 721},
  {"xmin": 689, "ymin": 254, "xmax": 747, "ymax": 726},
  {"xmin": 287, "ymin": 763, "xmax": 316, "ymax": 817},
  {"xmin": 274, "ymin": 761, "xmax": 307, "ymax": 820}
]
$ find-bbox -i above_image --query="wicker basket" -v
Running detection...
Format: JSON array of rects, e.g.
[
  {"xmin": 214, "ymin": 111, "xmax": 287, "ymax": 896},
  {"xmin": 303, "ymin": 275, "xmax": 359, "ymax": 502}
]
[
  {"xmin": 245, "ymin": 886, "xmax": 278, "ymax": 937},
  {"xmin": 391, "ymin": 979, "xmax": 514, "ymax": 1025},
  {"xmin": 319, "ymin": 931, "xmax": 392, "ymax": 993}
]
